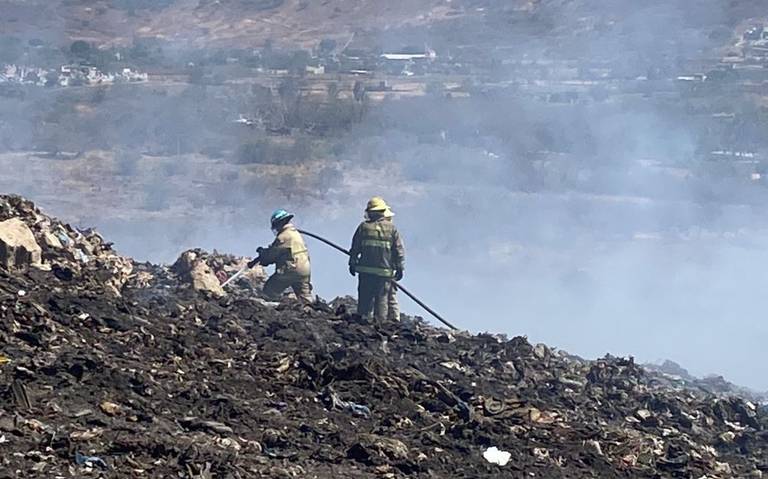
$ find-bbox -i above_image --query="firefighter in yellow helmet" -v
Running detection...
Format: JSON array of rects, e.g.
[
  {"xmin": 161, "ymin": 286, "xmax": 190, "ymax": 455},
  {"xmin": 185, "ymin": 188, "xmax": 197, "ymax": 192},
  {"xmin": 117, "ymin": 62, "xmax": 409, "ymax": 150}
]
[
  {"xmin": 348, "ymin": 197, "xmax": 405, "ymax": 320},
  {"xmin": 254, "ymin": 209, "xmax": 314, "ymax": 302}
]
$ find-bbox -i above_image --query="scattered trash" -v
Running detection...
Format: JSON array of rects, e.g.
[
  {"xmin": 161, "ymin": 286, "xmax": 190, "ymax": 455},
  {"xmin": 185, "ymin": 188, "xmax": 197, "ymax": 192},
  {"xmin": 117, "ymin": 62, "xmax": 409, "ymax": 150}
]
[
  {"xmin": 99, "ymin": 401, "xmax": 122, "ymax": 416},
  {"xmin": 0, "ymin": 194, "xmax": 765, "ymax": 478},
  {"xmin": 11, "ymin": 381, "xmax": 31, "ymax": 410},
  {"xmin": 56, "ymin": 231, "xmax": 71, "ymax": 247},
  {"xmin": 636, "ymin": 409, "xmax": 653, "ymax": 421},
  {"xmin": 439, "ymin": 360, "xmax": 467, "ymax": 372},
  {"xmin": 75, "ymin": 249, "xmax": 89, "ymax": 263},
  {"xmin": 483, "ymin": 446, "xmax": 511, "ymax": 466},
  {"xmin": 179, "ymin": 417, "xmax": 234, "ymax": 435},
  {"xmin": 532, "ymin": 447, "xmax": 551, "ymax": 461},
  {"xmin": 69, "ymin": 428, "xmax": 103, "ymax": 441},
  {"xmin": 16, "ymin": 290, "xmax": 25, "ymax": 297},
  {"xmin": 348, "ymin": 434, "xmax": 409, "ymax": 463},
  {"xmin": 74, "ymin": 451, "xmax": 109, "ymax": 470},
  {"xmin": 0, "ymin": 195, "xmax": 132, "ymax": 296},
  {"xmin": 584, "ymin": 439, "xmax": 603, "ymax": 456},
  {"xmin": 714, "ymin": 461, "xmax": 733, "ymax": 474},
  {"xmin": 0, "ymin": 217, "xmax": 42, "ymax": 269},
  {"xmin": 321, "ymin": 388, "xmax": 372, "ymax": 418}
]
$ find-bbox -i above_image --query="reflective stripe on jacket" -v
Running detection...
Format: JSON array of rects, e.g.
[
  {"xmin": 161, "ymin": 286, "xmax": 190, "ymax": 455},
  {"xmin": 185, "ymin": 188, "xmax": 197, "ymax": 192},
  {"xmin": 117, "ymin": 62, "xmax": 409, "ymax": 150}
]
[{"xmin": 349, "ymin": 217, "xmax": 404, "ymax": 278}]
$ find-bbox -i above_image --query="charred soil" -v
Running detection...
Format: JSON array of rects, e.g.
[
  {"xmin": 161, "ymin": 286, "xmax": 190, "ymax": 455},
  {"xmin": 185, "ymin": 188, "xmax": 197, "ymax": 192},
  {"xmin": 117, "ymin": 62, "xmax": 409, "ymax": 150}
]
[{"xmin": 0, "ymin": 194, "xmax": 767, "ymax": 478}]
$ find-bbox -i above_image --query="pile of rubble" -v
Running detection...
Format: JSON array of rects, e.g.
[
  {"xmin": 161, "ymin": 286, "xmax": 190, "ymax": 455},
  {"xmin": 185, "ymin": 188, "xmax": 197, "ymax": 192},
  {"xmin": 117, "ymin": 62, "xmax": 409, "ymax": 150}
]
[
  {"xmin": 131, "ymin": 248, "xmax": 266, "ymax": 298},
  {"xmin": 0, "ymin": 195, "xmax": 263, "ymax": 299},
  {"xmin": 644, "ymin": 360, "xmax": 768, "ymax": 405},
  {"xmin": 1, "ymin": 195, "xmax": 767, "ymax": 478},
  {"xmin": 0, "ymin": 195, "xmax": 133, "ymax": 297}
]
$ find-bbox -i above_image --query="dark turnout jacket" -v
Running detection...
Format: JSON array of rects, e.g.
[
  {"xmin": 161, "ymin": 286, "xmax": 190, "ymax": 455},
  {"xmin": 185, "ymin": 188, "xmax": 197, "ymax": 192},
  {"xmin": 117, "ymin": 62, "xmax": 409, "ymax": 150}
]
[{"xmin": 349, "ymin": 217, "xmax": 405, "ymax": 278}]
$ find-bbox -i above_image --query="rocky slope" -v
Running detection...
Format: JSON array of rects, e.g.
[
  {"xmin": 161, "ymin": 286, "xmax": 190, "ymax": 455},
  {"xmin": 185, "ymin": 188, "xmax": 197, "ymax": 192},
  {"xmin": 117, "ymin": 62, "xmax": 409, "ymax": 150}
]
[{"xmin": 0, "ymin": 194, "xmax": 767, "ymax": 478}]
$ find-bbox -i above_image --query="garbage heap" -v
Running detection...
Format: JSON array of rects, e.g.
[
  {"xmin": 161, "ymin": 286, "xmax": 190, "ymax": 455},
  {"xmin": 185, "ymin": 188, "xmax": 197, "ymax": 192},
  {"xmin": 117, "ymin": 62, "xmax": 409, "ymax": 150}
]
[
  {"xmin": 0, "ymin": 195, "xmax": 132, "ymax": 296},
  {"xmin": 1, "ymin": 195, "xmax": 767, "ymax": 478},
  {"xmin": 0, "ymin": 195, "xmax": 263, "ymax": 301},
  {"xmin": 130, "ymin": 248, "xmax": 266, "ymax": 298}
]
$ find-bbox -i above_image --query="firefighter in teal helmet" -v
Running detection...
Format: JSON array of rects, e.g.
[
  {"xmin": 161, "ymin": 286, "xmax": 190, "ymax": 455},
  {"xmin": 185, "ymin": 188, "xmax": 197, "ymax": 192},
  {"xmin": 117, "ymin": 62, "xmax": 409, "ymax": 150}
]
[
  {"xmin": 253, "ymin": 209, "xmax": 314, "ymax": 302},
  {"xmin": 348, "ymin": 197, "xmax": 405, "ymax": 320}
]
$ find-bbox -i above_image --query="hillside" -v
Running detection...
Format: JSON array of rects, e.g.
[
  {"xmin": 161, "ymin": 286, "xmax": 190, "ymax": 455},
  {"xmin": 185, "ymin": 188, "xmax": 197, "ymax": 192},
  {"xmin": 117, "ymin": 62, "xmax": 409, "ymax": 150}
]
[
  {"xmin": 1, "ymin": 194, "xmax": 766, "ymax": 478},
  {"xmin": 0, "ymin": 0, "xmax": 487, "ymax": 48},
  {"xmin": 3, "ymin": 0, "xmax": 764, "ymax": 51}
]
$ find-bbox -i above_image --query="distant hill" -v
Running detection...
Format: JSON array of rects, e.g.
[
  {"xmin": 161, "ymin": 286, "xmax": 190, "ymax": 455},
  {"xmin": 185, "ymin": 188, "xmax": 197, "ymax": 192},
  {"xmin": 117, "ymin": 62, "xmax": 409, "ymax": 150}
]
[
  {"xmin": 0, "ymin": 0, "xmax": 486, "ymax": 48},
  {"xmin": 2, "ymin": 0, "xmax": 766, "ymax": 57}
]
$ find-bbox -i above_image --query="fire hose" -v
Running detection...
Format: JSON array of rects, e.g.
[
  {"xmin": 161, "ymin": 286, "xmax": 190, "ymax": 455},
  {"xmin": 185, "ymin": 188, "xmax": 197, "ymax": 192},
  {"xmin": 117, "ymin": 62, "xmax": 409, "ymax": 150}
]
[
  {"xmin": 221, "ymin": 265, "xmax": 250, "ymax": 288},
  {"xmin": 298, "ymin": 229, "xmax": 458, "ymax": 331}
]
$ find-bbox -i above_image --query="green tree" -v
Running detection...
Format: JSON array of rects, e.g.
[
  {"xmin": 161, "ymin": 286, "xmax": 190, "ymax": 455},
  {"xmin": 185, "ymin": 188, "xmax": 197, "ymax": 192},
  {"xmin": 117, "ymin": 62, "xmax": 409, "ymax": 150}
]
[{"xmin": 70, "ymin": 40, "xmax": 91, "ymax": 59}]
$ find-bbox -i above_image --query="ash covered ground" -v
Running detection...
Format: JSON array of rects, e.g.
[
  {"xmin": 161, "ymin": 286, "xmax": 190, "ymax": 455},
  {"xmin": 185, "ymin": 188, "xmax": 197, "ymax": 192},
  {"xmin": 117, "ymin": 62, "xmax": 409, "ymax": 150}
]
[{"xmin": 1, "ymin": 196, "xmax": 767, "ymax": 478}]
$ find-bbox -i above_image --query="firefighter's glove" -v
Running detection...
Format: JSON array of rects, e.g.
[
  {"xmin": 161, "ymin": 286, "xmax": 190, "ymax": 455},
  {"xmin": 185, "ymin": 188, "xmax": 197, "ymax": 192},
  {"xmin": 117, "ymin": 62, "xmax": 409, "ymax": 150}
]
[
  {"xmin": 247, "ymin": 257, "xmax": 260, "ymax": 268},
  {"xmin": 394, "ymin": 269, "xmax": 404, "ymax": 281}
]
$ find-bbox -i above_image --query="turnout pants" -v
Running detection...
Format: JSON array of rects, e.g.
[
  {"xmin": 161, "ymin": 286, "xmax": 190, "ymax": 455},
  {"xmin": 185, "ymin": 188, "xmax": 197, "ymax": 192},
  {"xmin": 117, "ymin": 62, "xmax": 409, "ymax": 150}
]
[
  {"xmin": 388, "ymin": 283, "xmax": 400, "ymax": 321},
  {"xmin": 357, "ymin": 273, "xmax": 392, "ymax": 321},
  {"xmin": 263, "ymin": 270, "xmax": 314, "ymax": 302}
]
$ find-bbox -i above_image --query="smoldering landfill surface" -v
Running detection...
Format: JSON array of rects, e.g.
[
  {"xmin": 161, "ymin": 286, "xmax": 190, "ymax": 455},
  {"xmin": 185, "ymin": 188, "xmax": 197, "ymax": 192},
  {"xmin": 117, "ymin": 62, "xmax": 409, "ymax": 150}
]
[{"xmin": 1, "ymin": 194, "xmax": 767, "ymax": 478}]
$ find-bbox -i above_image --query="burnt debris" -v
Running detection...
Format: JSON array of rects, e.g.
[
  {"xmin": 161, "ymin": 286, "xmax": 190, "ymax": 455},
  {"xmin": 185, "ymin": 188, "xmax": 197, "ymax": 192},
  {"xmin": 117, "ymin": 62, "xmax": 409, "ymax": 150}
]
[{"xmin": 0, "ymin": 194, "xmax": 766, "ymax": 478}]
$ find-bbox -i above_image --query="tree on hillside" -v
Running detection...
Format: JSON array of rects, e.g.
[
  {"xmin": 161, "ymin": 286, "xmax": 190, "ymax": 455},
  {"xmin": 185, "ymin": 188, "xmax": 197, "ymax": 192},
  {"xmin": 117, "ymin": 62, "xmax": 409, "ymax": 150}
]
[{"xmin": 70, "ymin": 40, "xmax": 91, "ymax": 59}]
